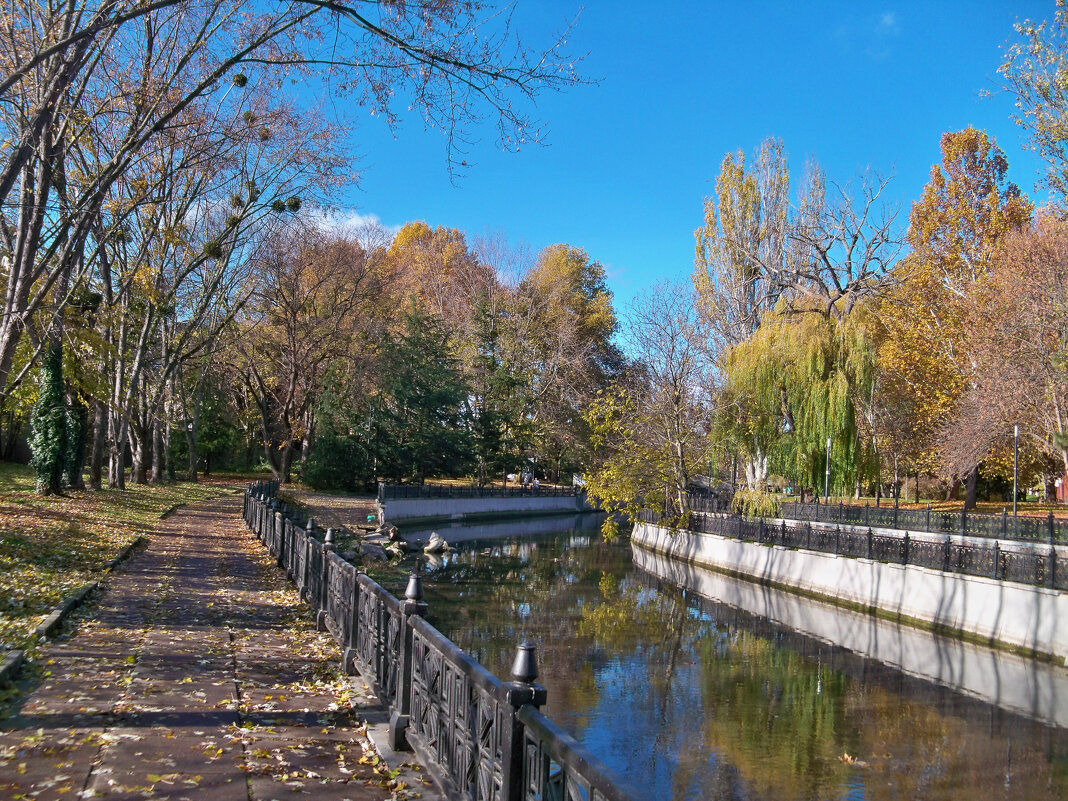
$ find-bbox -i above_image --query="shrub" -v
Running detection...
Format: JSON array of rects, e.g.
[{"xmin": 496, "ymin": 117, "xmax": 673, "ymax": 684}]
[{"xmin": 730, "ymin": 487, "xmax": 781, "ymax": 519}]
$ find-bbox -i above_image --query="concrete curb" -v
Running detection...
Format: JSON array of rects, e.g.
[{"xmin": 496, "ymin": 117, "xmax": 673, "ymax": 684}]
[
  {"xmin": 34, "ymin": 581, "xmax": 99, "ymax": 640},
  {"xmin": 104, "ymin": 535, "xmax": 145, "ymax": 570},
  {"xmin": 0, "ymin": 649, "xmax": 23, "ymax": 686}
]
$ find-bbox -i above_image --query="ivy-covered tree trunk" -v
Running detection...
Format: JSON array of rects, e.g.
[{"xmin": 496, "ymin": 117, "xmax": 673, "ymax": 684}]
[{"xmin": 30, "ymin": 343, "xmax": 68, "ymax": 495}]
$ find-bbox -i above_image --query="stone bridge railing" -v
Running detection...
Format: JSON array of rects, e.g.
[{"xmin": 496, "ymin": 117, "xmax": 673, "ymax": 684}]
[{"xmin": 244, "ymin": 481, "xmax": 637, "ymax": 801}]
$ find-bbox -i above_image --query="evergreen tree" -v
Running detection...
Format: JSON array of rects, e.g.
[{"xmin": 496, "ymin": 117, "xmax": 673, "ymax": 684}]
[{"xmin": 377, "ymin": 307, "xmax": 473, "ymax": 482}]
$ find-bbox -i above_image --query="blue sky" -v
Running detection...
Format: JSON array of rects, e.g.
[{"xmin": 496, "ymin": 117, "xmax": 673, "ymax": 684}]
[{"xmin": 333, "ymin": 1, "xmax": 1052, "ymax": 309}]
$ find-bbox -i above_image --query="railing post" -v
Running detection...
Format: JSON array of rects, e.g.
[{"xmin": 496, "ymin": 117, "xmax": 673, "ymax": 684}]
[
  {"xmin": 893, "ymin": 498, "xmax": 899, "ymax": 530},
  {"xmin": 867, "ymin": 528, "xmax": 873, "ymax": 560},
  {"xmin": 1050, "ymin": 513, "xmax": 1057, "ymax": 589},
  {"xmin": 960, "ymin": 505, "xmax": 967, "ymax": 536},
  {"xmin": 926, "ymin": 503, "xmax": 931, "ymax": 533},
  {"xmin": 501, "ymin": 641, "xmax": 548, "ymax": 801},
  {"xmin": 944, "ymin": 537, "xmax": 952, "ymax": 571},
  {"xmin": 903, "ymin": 532, "xmax": 909, "ymax": 565},
  {"xmin": 316, "ymin": 529, "xmax": 335, "ymax": 631},
  {"xmin": 864, "ymin": 502, "xmax": 869, "ymax": 527},
  {"xmin": 834, "ymin": 524, "xmax": 840, "ymax": 556},
  {"xmin": 388, "ymin": 572, "xmax": 429, "ymax": 751},
  {"xmin": 1002, "ymin": 508, "xmax": 1008, "ymax": 538},
  {"xmin": 275, "ymin": 509, "xmax": 285, "ymax": 568},
  {"xmin": 301, "ymin": 519, "xmax": 315, "ymax": 601}
]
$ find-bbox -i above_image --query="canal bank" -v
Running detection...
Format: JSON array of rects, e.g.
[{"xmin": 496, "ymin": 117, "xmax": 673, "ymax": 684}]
[
  {"xmin": 632, "ymin": 519, "xmax": 1068, "ymax": 665},
  {"xmin": 376, "ymin": 482, "xmax": 595, "ymax": 526}
]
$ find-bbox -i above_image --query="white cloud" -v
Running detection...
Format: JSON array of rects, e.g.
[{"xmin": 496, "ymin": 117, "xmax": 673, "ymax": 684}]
[
  {"xmin": 310, "ymin": 208, "xmax": 403, "ymax": 238},
  {"xmin": 878, "ymin": 11, "xmax": 898, "ymax": 34}
]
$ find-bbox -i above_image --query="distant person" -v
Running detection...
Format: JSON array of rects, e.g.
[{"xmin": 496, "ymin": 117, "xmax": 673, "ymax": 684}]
[{"xmin": 533, "ymin": 477, "xmax": 540, "ymax": 491}]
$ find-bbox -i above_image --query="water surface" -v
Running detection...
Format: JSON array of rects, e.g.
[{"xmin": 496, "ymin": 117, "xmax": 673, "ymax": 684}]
[{"xmin": 387, "ymin": 519, "xmax": 1068, "ymax": 801}]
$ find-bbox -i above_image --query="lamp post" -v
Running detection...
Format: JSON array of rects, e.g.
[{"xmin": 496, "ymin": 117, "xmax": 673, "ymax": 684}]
[
  {"xmin": 1013, "ymin": 424, "xmax": 1019, "ymax": 519},
  {"xmin": 824, "ymin": 436, "xmax": 831, "ymax": 501}
]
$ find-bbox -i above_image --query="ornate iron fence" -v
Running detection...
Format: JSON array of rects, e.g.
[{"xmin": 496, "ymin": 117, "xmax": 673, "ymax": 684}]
[
  {"xmin": 645, "ymin": 507, "xmax": 1066, "ymax": 591},
  {"xmin": 777, "ymin": 499, "xmax": 1068, "ymax": 544},
  {"xmin": 243, "ymin": 483, "xmax": 639, "ymax": 801}
]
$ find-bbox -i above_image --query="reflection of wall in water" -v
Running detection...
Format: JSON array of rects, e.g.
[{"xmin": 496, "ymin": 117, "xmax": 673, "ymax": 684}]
[
  {"xmin": 633, "ymin": 543, "xmax": 1068, "ymax": 731},
  {"xmin": 401, "ymin": 512, "xmax": 605, "ymax": 544}
]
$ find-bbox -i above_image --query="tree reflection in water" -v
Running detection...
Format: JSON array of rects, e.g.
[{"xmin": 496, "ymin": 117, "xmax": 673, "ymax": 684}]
[{"xmin": 381, "ymin": 525, "xmax": 1068, "ymax": 801}]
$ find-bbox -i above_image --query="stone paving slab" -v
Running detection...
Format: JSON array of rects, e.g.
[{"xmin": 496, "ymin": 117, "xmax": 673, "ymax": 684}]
[{"xmin": 0, "ymin": 495, "xmax": 428, "ymax": 800}]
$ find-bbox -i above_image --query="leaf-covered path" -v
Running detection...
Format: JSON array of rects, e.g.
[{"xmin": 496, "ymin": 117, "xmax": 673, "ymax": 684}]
[{"xmin": 0, "ymin": 494, "xmax": 414, "ymax": 800}]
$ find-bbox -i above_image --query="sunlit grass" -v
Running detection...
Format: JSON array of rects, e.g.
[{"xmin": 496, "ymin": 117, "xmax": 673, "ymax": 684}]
[{"xmin": 0, "ymin": 463, "xmax": 251, "ymax": 653}]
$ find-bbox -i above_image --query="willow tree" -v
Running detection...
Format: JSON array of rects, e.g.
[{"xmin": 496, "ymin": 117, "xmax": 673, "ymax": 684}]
[
  {"xmin": 697, "ymin": 139, "xmax": 898, "ymax": 495},
  {"xmin": 723, "ymin": 308, "xmax": 876, "ymax": 498}
]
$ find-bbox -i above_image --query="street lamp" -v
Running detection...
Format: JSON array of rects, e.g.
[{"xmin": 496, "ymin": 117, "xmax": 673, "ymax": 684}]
[{"xmin": 824, "ymin": 436, "xmax": 831, "ymax": 501}]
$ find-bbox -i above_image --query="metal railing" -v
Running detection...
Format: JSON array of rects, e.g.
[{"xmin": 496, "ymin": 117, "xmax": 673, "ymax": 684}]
[
  {"xmin": 379, "ymin": 482, "xmax": 582, "ymax": 501},
  {"xmin": 683, "ymin": 491, "xmax": 1068, "ymax": 545},
  {"xmin": 243, "ymin": 482, "xmax": 638, "ymax": 801},
  {"xmin": 779, "ymin": 499, "xmax": 1068, "ymax": 544},
  {"xmin": 637, "ymin": 506, "xmax": 1066, "ymax": 591}
]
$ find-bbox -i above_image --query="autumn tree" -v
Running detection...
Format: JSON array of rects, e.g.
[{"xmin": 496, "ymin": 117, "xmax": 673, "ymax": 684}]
[
  {"xmin": 944, "ymin": 214, "xmax": 1068, "ymax": 492},
  {"xmin": 0, "ymin": 0, "xmax": 582, "ymax": 423},
  {"xmin": 234, "ymin": 226, "xmax": 382, "ymax": 483},
  {"xmin": 877, "ymin": 127, "xmax": 1032, "ymax": 505},
  {"xmin": 584, "ymin": 283, "xmax": 713, "ymax": 527},
  {"xmin": 1001, "ymin": 1, "xmax": 1068, "ymax": 203},
  {"xmin": 695, "ymin": 140, "xmax": 898, "ymax": 495},
  {"xmin": 693, "ymin": 139, "xmax": 790, "ymax": 487},
  {"xmin": 518, "ymin": 244, "xmax": 622, "ymax": 478}
]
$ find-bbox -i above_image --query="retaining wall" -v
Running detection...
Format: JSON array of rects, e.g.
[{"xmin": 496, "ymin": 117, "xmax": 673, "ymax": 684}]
[
  {"xmin": 378, "ymin": 494, "xmax": 593, "ymax": 526},
  {"xmin": 632, "ymin": 521, "xmax": 1068, "ymax": 665}
]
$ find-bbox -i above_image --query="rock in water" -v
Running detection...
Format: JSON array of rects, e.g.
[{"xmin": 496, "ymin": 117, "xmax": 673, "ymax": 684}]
[
  {"xmin": 423, "ymin": 532, "xmax": 448, "ymax": 554},
  {"xmin": 361, "ymin": 542, "xmax": 390, "ymax": 562}
]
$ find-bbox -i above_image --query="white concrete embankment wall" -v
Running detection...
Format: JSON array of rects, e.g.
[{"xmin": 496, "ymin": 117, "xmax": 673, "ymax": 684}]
[
  {"xmin": 632, "ymin": 545, "xmax": 1068, "ymax": 727},
  {"xmin": 379, "ymin": 494, "xmax": 591, "ymax": 526},
  {"xmin": 632, "ymin": 521, "xmax": 1068, "ymax": 665}
]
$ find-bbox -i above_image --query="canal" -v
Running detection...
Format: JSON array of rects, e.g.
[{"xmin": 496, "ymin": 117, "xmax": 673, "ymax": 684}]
[{"xmin": 383, "ymin": 516, "xmax": 1068, "ymax": 801}]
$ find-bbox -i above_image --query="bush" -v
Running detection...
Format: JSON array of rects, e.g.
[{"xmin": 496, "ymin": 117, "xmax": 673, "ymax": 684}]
[
  {"xmin": 301, "ymin": 434, "xmax": 373, "ymax": 492},
  {"xmin": 730, "ymin": 487, "xmax": 781, "ymax": 519}
]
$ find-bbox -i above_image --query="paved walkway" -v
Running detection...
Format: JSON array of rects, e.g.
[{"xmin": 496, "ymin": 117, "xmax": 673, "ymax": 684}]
[{"xmin": 0, "ymin": 495, "xmax": 417, "ymax": 801}]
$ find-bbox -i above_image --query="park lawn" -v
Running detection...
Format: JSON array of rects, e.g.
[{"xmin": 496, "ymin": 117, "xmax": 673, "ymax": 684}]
[{"xmin": 0, "ymin": 463, "xmax": 243, "ymax": 653}]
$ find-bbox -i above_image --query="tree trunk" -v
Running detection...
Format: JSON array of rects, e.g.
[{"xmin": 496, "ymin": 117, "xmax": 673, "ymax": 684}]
[
  {"xmin": 151, "ymin": 418, "xmax": 165, "ymax": 483},
  {"xmin": 186, "ymin": 425, "xmax": 198, "ymax": 482},
  {"xmin": 88, "ymin": 400, "xmax": 105, "ymax": 490},
  {"xmin": 130, "ymin": 419, "xmax": 148, "ymax": 484},
  {"xmin": 108, "ymin": 411, "xmax": 127, "ymax": 490},
  {"xmin": 964, "ymin": 465, "xmax": 979, "ymax": 509},
  {"xmin": 64, "ymin": 396, "xmax": 87, "ymax": 490}
]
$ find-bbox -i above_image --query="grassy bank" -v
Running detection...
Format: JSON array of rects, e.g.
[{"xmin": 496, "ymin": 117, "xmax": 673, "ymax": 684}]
[{"xmin": 0, "ymin": 464, "xmax": 248, "ymax": 653}]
